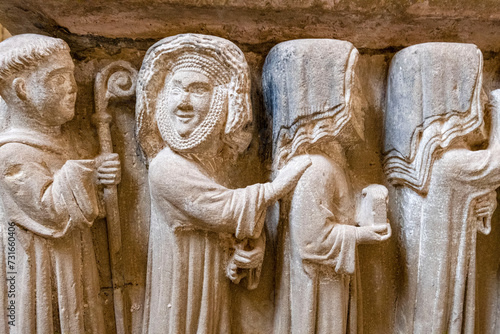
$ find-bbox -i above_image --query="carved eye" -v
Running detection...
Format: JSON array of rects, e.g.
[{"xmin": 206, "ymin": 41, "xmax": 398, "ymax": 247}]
[
  {"xmin": 170, "ymin": 87, "xmax": 182, "ymax": 95},
  {"xmin": 51, "ymin": 74, "xmax": 67, "ymax": 85},
  {"xmin": 191, "ymin": 86, "xmax": 209, "ymax": 96}
]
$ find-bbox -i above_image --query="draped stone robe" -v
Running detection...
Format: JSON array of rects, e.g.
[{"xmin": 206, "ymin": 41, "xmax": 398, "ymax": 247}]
[
  {"xmin": 142, "ymin": 147, "xmax": 275, "ymax": 334},
  {"xmin": 0, "ymin": 130, "xmax": 105, "ymax": 334},
  {"xmin": 274, "ymin": 153, "xmax": 360, "ymax": 334},
  {"xmin": 396, "ymin": 146, "xmax": 500, "ymax": 334},
  {"xmin": 382, "ymin": 42, "xmax": 500, "ymax": 333}
]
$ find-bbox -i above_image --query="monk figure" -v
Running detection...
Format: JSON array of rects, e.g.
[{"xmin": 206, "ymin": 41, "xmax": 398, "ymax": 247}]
[{"xmin": 0, "ymin": 34, "xmax": 120, "ymax": 333}]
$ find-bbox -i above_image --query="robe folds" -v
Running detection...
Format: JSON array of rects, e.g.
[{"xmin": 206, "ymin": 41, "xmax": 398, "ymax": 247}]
[
  {"xmin": 274, "ymin": 154, "xmax": 360, "ymax": 334},
  {"xmin": 396, "ymin": 147, "xmax": 500, "ymax": 334},
  {"xmin": 142, "ymin": 147, "xmax": 275, "ymax": 334},
  {"xmin": 0, "ymin": 130, "xmax": 105, "ymax": 334}
]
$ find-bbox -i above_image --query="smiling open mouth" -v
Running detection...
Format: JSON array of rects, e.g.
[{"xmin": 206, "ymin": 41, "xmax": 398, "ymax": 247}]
[{"xmin": 175, "ymin": 110, "xmax": 195, "ymax": 122}]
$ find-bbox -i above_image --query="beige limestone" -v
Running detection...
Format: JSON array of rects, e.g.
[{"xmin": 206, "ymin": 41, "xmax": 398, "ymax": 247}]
[
  {"xmin": 0, "ymin": 34, "xmax": 121, "ymax": 333},
  {"xmin": 384, "ymin": 42, "xmax": 500, "ymax": 334},
  {"xmin": 263, "ymin": 38, "xmax": 391, "ymax": 334},
  {"xmin": 0, "ymin": 25, "xmax": 10, "ymax": 42},
  {"xmin": 0, "ymin": 2, "xmax": 500, "ymax": 333},
  {"xmin": 136, "ymin": 33, "xmax": 310, "ymax": 334}
]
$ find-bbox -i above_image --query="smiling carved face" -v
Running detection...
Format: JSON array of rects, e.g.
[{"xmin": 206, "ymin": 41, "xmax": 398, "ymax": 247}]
[{"xmin": 165, "ymin": 70, "xmax": 214, "ymax": 138}]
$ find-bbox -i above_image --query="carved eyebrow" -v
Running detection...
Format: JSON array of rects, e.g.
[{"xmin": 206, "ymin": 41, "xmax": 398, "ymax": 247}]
[
  {"xmin": 48, "ymin": 67, "xmax": 73, "ymax": 76},
  {"xmin": 170, "ymin": 79, "xmax": 183, "ymax": 86},
  {"xmin": 189, "ymin": 82, "xmax": 211, "ymax": 89}
]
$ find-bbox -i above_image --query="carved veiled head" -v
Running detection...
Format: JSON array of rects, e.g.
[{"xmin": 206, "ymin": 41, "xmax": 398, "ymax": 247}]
[
  {"xmin": 136, "ymin": 34, "xmax": 252, "ymax": 161},
  {"xmin": 262, "ymin": 39, "xmax": 364, "ymax": 169},
  {"xmin": 383, "ymin": 43, "xmax": 484, "ymax": 194},
  {"xmin": 0, "ymin": 34, "xmax": 76, "ymax": 126}
]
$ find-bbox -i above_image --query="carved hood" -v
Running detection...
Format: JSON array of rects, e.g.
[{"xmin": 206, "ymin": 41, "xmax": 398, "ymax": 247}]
[
  {"xmin": 135, "ymin": 33, "xmax": 252, "ymax": 161},
  {"xmin": 383, "ymin": 42, "xmax": 484, "ymax": 193},
  {"xmin": 262, "ymin": 39, "xmax": 362, "ymax": 168}
]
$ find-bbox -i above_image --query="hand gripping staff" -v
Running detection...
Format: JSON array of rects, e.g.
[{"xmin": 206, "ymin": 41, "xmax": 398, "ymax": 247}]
[{"xmin": 93, "ymin": 61, "xmax": 137, "ymax": 334}]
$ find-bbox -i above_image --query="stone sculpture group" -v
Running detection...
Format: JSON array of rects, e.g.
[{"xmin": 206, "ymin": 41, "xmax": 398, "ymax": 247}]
[{"xmin": 0, "ymin": 32, "xmax": 497, "ymax": 334}]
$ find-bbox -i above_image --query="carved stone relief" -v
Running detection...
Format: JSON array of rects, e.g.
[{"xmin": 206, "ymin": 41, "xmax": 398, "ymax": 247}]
[
  {"xmin": 262, "ymin": 39, "xmax": 391, "ymax": 334},
  {"xmin": 0, "ymin": 34, "xmax": 121, "ymax": 333},
  {"xmin": 1, "ymin": 13, "xmax": 500, "ymax": 333},
  {"xmin": 383, "ymin": 42, "xmax": 500, "ymax": 334},
  {"xmin": 135, "ymin": 33, "xmax": 309, "ymax": 333}
]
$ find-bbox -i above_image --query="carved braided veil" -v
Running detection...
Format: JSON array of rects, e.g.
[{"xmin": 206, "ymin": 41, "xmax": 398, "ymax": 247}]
[
  {"xmin": 135, "ymin": 33, "xmax": 252, "ymax": 162},
  {"xmin": 383, "ymin": 43, "xmax": 484, "ymax": 194}
]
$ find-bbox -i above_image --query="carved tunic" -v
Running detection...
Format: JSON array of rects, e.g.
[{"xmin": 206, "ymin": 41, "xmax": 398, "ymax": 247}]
[
  {"xmin": 0, "ymin": 130, "xmax": 105, "ymax": 334},
  {"xmin": 406, "ymin": 148, "xmax": 500, "ymax": 333},
  {"xmin": 142, "ymin": 147, "xmax": 274, "ymax": 334},
  {"xmin": 274, "ymin": 154, "xmax": 359, "ymax": 334},
  {"xmin": 383, "ymin": 43, "xmax": 497, "ymax": 333}
]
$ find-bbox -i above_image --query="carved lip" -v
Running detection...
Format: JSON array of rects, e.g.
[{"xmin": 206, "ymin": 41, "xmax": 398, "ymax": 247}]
[{"xmin": 174, "ymin": 110, "xmax": 196, "ymax": 122}]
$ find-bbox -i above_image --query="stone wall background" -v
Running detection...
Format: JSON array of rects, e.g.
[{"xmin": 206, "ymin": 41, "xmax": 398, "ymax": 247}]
[
  {"xmin": 0, "ymin": 24, "xmax": 11, "ymax": 41},
  {"xmin": 2, "ymin": 1, "xmax": 500, "ymax": 333}
]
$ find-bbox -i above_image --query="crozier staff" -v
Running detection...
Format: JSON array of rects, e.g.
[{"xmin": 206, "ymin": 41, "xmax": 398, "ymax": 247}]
[{"xmin": 0, "ymin": 34, "xmax": 120, "ymax": 333}]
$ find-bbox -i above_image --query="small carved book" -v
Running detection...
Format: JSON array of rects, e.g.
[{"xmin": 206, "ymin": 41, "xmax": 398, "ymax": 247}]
[{"xmin": 356, "ymin": 185, "xmax": 389, "ymax": 226}]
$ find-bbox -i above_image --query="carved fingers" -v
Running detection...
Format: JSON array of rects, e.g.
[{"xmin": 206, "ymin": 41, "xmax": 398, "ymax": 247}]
[
  {"xmin": 272, "ymin": 155, "xmax": 312, "ymax": 199},
  {"xmin": 473, "ymin": 191, "xmax": 497, "ymax": 235},
  {"xmin": 356, "ymin": 223, "xmax": 392, "ymax": 244},
  {"xmin": 473, "ymin": 192, "xmax": 497, "ymax": 218},
  {"xmin": 232, "ymin": 235, "xmax": 265, "ymax": 269},
  {"xmin": 96, "ymin": 153, "xmax": 121, "ymax": 185},
  {"xmin": 226, "ymin": 262, "xmax": 240, "ymax": 283},
  {"xmin": 226, "ymin": 234, "xmax": 265, "ymax": 284}
]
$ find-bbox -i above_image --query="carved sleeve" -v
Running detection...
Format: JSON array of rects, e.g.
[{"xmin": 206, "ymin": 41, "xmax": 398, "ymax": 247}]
[
  {"xmin": 0, "ymin": 144, "xmax": 100, "ymax": 238},
  {"xmin": 289, "ymin": 156, "xmax": 357, "ymax": 275},
  {"xmin": 442, "ymin": 147, "xmax": 500, "ymax": 187},
  {"xmin": 150, "ymin": 152, "xmax": 276, "ymax": 239}
]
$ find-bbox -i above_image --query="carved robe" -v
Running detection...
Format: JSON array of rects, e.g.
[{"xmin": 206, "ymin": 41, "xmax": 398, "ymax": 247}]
[
  {"xmin": 141, "ymin": 147, "xmax": 275, "ymax": 334},
  {"xmin": 274, "ymin": 153, "xmax": 360, "ymax": 334},
  {"xmin": 263, "ymin": 39, "xmax": 364, "ymax": 334},
  {"xmin": 0, "ymin": 130, "xmax": 105, "ymax": 334},
  {"xmin": 397, "ymin": 148, "xmax": 500, "ymax": 333},
  {"xmin": 383, "ymin": 43, "xmax": 498, "ymax": 333}
]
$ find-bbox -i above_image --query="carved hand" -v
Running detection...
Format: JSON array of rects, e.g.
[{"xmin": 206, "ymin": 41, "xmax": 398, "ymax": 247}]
[
  {"xmin": 231, "ymin": 234, "xmax": 266, "ymax": 269},
  {"xmin": 473, "ymin": 191, "xmax": 497, "ymax": 234},
  {"xmin": 272, "ymin": 156, "xmax": 312, "ymax": 199},
  {"xmin": 356, "ymin": 223, "xmax": 392, "ymax": 244},
  {"xmin": 95, "ymin": 153, "xmax": 121, "ymax": 186}
]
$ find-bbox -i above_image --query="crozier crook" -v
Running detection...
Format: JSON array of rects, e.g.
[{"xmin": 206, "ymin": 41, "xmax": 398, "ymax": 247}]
[{"xmin": 93, "ymin": 60, "xmax": 137, "ymax": 334}]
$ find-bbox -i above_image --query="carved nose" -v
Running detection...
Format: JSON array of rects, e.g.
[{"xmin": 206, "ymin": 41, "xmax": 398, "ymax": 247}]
[
  {"xmin": 68, "ymin": 76, "xmax": 77, "ymax": 94},
  {"xmin": 178, "ymin": 93, "xmax": 193, "ymax": 111},
  {"xmin": 178, "ymin": 101, "xmax": 193, "ymax": 111}
]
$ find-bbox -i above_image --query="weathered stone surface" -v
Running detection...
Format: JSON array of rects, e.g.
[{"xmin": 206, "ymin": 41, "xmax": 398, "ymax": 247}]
[
  {"xmin": 136, "ymin": 33, "xmax": 310, "ymax": 334},
  {"xmin": 1, "ymin": 2, "xmax": 500, "ymax": 334},
  {"xmin": 0, "ymin": 25, "xmax": 10, "ymax": 42},
  {"xmin": 2, "ymin": 0, "xmax": 500, "ymax": 55},
  {"xmin": 0, "ymin": 34, "xmax": 121, "ymax": 333},
  {"xmin": 384, "ymin": 42, "xmax": 500, "ymax": 333},
  {"xmin": 263, "ymin": 38, "xmax": 391, "ymax": 334}
]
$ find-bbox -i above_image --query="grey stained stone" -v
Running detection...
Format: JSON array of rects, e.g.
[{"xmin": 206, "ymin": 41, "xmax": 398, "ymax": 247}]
[
  {"xmin": 383, "ymin": 42, "xmax": 500, "ymax": 334},
  {"xmin": 263, "ymin": 38, "xmax": 391, "ymax": 334},
  {"xmin": 1, "ymin": 2, "xmax": 500, "ymax": 333}
]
